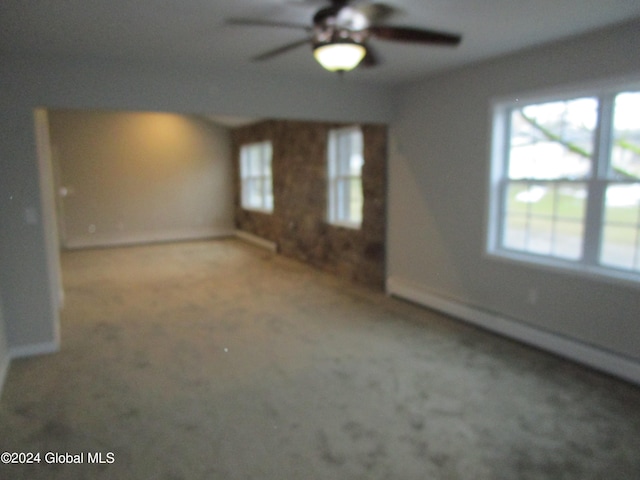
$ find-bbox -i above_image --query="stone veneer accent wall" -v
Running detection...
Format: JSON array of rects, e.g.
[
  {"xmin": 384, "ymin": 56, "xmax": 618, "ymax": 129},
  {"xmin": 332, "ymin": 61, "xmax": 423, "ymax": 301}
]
[{"xmin": 231, "ymin": 119, "xmax": 387, "ymax": 289}]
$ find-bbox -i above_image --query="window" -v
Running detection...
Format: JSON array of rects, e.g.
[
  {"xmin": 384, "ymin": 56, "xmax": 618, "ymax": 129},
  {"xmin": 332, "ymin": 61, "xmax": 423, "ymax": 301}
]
[
  {"xmin": 240, "ymin": 141, "xmax": 273, "ymax": 212},
  {"xmin": 327, "ymin": 126, "xmax": 364, "ymax": 228},
  {"xmin": 489, "ymin": 83, "xmax": 640, "ymax": 281}
]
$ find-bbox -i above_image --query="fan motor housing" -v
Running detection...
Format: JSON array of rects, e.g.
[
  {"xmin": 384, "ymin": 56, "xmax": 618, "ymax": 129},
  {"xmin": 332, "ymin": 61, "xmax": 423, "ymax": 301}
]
[{"xmin": 312, "ymin": 5, "xmax": 369, "ymax": 46}]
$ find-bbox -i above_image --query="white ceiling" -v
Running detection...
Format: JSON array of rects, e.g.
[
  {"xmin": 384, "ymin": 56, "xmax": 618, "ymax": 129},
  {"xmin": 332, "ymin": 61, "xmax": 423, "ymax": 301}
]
[{"xmin": 1, "ymin": 0, "xmax": 639, "ymax": 85}]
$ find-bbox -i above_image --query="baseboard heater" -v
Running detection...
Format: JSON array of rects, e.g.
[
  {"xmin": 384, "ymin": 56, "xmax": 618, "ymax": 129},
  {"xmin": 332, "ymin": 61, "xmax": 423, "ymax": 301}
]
[{"xmin": 386, "ymin": 275, "xmax": 640, "ymax": 386}]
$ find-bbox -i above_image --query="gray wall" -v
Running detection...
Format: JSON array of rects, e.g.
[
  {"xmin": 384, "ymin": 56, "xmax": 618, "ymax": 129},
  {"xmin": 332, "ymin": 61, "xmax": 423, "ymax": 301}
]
[
  {"xmin": 0, "ymin": 294, "xmax": 8, "ymax": 395},
  {"xmin": 0, "ymin": 55, "xmax": 393, "ymax": 361},
  {"xmin": 49, "ymin": 110, "xmax": 234, "ymax": 248},
  {"xmin": 388, "ymin": 19, "xmax": 640, "ymax": 366}
]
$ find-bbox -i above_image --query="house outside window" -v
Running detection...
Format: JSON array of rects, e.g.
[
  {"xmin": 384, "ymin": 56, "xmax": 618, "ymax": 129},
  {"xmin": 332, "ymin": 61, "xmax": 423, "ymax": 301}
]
[
  {"xmin": 488, "ymin": 82, "xmax": 640, "ymax": 283},
  {"xmin": 240, "ymin": 141, "xmax": 273, "ymax": 212},
  {"xmin": 327, "ymin": 126, "xmax": 364, "ymax": 228}
]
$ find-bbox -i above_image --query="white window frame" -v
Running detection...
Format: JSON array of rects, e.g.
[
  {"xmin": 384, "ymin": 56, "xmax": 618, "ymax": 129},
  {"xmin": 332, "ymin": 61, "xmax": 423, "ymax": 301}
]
[
  {"xmin": 327, "ymin": 125, "xmax": 364, "ymax": 229},
  {"xmin": 487, "ymin": 78, "xmax": 640, "ymax": 286},
  {"xmin": 240, "ymin": 141, "xmax": 273, "ymax": 213}
]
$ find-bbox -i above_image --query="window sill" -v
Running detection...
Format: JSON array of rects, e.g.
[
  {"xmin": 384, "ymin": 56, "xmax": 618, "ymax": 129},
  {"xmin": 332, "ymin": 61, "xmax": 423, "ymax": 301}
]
[
  {"xmin": 328, "ymin": 221, "xmax": 362, "ymax": 231},
  {"xmin": 241, "ymin": 207, "xmax": 273, "ymax": 215},
  {"xmin": 487, "ymin": 248, "xmax": 640, "ymax": 290}
]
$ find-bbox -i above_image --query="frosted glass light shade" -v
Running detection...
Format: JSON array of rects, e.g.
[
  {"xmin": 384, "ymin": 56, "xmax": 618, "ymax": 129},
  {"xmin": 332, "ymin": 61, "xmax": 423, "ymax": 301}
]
[{"xmin": 313, "ymin": 42, "xmax": 366, "ymax": 72}]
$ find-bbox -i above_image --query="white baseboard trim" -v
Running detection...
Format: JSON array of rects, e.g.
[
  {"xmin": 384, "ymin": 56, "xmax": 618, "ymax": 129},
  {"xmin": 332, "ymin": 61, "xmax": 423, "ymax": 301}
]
[
  {"xmin": 64, "ymin": 228, "xmax": 236, "ymax": 250},
  {"xmin": 386, "ymin": 275, "xmax": 640, "ymax": 386},
  {"xmin": 1, "ymin": 341, "xmax": 60, "ymax": 394},
  {"xmin": 235, "ymin": 230, "xmax": 278, "ymax": 252},
  {"xmin": 10, "ymin": 340, "xmax": 60, "ymax": 360}
]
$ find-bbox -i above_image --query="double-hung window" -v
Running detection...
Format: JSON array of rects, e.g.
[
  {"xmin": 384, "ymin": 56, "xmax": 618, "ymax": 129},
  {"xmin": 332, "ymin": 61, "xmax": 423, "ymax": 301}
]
[
  {"xmin": 327, "ymin": 126, "xmax": 364, "ymax": 228},
  {"xmin": 240, "ymin": 141, "xmax": 273, "ymax": 212},
  {"xmin": 488, "ymin": 82, "xmax": 640, "ymax": 281}
]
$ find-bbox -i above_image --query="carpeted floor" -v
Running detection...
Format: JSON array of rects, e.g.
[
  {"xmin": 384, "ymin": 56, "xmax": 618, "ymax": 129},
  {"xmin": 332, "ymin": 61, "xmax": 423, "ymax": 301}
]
[{"xmin": 1, "ymin": 239, "xmax": 639, "ymax": 479}]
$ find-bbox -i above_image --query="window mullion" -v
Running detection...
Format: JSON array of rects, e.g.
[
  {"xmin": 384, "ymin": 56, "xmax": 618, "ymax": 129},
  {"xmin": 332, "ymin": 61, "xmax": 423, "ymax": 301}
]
[
  {"xmin": 582, "ymin": 180, "xmax": 605, "ymax": 265},
  {"xmin": 491, "ymin": 108, "xmax": 511, "ymax": 251},
  {"xmin": 497, "ymin": 179, "xmax": 511, "ymax": 250},
  {"xmin": 583, "ymin": 94, "xmax": 615, "ymax": 265},
  {"xmin": 593, "ymin": 94, "xmax": 615, "ymax": 179}
]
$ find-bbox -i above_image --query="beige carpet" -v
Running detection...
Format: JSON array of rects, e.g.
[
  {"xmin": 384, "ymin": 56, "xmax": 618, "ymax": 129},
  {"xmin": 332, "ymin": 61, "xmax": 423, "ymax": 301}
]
[{"xmin": 1, "ymin": 239, "xmax": 639, "ymax": 479}]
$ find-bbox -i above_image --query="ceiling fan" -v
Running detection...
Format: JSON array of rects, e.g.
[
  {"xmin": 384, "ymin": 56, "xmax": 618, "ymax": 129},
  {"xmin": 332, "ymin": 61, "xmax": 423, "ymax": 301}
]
[{"xmin": 227, "ymin": 0, "xmax": 462, "ymax": 73}]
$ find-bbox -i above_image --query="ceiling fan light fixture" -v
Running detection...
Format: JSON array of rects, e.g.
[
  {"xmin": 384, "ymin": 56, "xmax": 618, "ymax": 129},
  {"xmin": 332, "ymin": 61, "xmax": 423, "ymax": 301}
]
[{"xmin": 313, "ymin": 41, "xmax": 366, "ymax": 72}]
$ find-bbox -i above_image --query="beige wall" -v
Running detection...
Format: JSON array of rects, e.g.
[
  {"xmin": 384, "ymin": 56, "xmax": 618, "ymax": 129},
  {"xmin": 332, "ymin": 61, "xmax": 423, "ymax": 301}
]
[{"xmin": 49, "ymin": 110, "xmax": 235, "ymax": 248}]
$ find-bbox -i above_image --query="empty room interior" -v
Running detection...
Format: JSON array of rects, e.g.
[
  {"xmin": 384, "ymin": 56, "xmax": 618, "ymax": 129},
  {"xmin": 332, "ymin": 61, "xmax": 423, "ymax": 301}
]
[{"xmin": 1, "ymin": 1, "xmax": 640, "ymax": 478}]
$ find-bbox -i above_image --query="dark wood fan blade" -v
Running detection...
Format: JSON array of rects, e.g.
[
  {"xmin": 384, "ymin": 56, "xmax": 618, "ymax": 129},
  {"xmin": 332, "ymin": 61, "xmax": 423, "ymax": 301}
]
[
  {"xmin": 252, "ymin": 38, "xmax": 311, "ymax": 61},
  {"xmin": 370, "ymin": 25, "xmax": 461, "ymax": 46},
  {"xmin": 284, "ymin": 0, "xmax": 329, "ymax": 6},
  {"xmin": 226, "ymin": 18, "xmax": 311, "ymax": 32},
  {"xmin": 283, "ymin": 0, "xmax": 343, "ymax": 8}
]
